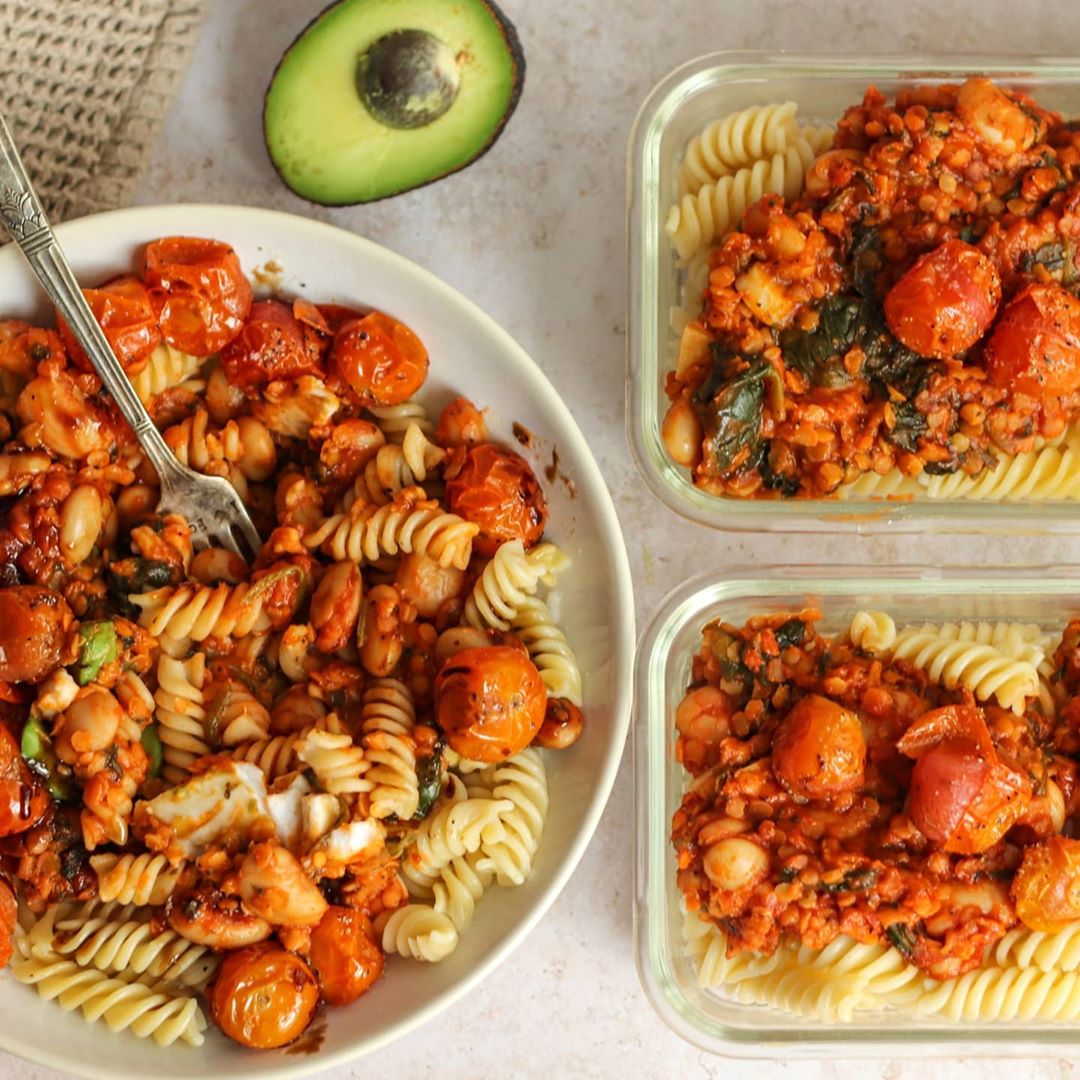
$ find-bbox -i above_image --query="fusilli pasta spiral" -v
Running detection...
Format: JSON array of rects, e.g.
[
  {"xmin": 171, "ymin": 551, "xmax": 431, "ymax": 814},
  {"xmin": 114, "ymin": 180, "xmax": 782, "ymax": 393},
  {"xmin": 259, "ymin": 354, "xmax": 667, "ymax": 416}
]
[
  {"xmin": 509, "ymin": 596, "xmax": 583, "ymax": 706},
  {"xmin": 676, "ymin": 101, "xmax": 799, "ymax": 196},
  {"xmin": 666, "ymin": 135, "xmax": 818, "ymax": 261},
  {"xmin": 296, "ymin": 729, "xmax": 371, "ymax": 796},
  {"xmin": 360, "ymin": 678, "xmax": 418, "ymax": 821},
  {"xmin": 368, "ymin": 400, "xmax": 433, "ymax": 441},
  {"xmin": 432, "ymin": 853, "xmax": 492, "ymax": 933},
  {"xmin": 133, "ymin": 580, "xmax": 278, "ymax": 646},
  {"xmin": 90, "ymin": 853, "xmax": 185, "ymax": 907},
  {"xmin": 11, "ymin": 948, "xmax": 206, "ymax": 1047},
  {"xmin": 347, "ymin": 423, "xmax": 446, "ymax": 507},
  {"xmin": 476, "ymin": 748, "xmax": 548, "ymax": 887},
  {"xmin": 846, "ymin": 610, "xmax": 897, "ymax": 654},
  {"xmin": 230, "ymin": 726, "xmax": 315, "ymax": 780},
  {"xmin": 153, "ymin": 653, "xmax": 208, "ymax": 784},
  {"xmin": 379, "ymin": 904, "xmax": 458, "ymax": 962},
  {"xmin": 304, "ymin": 489, "xmax": 478, "ymax": 571},
  {"xmin": 891, "ymin": 626, "xmax": 1039, "ymax": 713},
  {"xmin": 463, "ymin": 540, "xmax": 569, "ymax": 631},
  {"xmin": 129, "ymin": 343, "xmax": 204, "ymax": 406}
]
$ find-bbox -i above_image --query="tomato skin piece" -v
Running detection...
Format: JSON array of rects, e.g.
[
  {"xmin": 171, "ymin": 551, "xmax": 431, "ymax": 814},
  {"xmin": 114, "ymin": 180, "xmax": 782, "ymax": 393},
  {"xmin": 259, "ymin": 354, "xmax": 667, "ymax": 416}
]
[
  {"xmin": 143, "ymin": 236, "xmax": 252, "ymax": 356},
  {"xmin": 907, "ymin": 740, "xmax": 988, "ymax": 844},
  {"xmin": 899, "ymin": 703, "xmax": 1032, "ymax": 854},
  {"xmin": 435, "ymin": 645, "xmax": 547, "ymax": 763},
  {"xmin": 209, "ymin": 944, "xmax": 318, "ymax": 1049},
  {"xmin": 1012, "ymin": 835, "xmax": 1080, "ymax": 933},
  {"xmin": 330, "ymin": 311, "xmax": 428, "ymax": 406},
  {"xmin": 983, "ymin": 282, "xmax": 1080, "ymax": 396},
  {"xmin": 445, "ymin": 444, "xmax": 549, "ymax": 557},
  {"xmin": 56, "ymin": 276, "xmax": 161, "ymax": 375},
  {"xmin": 0, "ymin": 725, "xmax": 48, "ymax": 838},
  {"xmin": 771, "ymin": 694, "xmax": 866, "ymax": 800},
  {"xmin": 220, "ymin": 300, "xmax": 324, "ymax": 388},
  {"xmin": 884, "ymin": 239, "xmax": 1001, "ymax": 360}
]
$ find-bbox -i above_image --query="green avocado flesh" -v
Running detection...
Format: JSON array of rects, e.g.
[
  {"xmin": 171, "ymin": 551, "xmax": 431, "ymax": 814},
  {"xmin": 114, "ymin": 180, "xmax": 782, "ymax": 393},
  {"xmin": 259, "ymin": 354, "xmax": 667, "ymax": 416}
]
[{"xmin": 264, "ymin": 0, "xmax": 524, "ymax": 205}]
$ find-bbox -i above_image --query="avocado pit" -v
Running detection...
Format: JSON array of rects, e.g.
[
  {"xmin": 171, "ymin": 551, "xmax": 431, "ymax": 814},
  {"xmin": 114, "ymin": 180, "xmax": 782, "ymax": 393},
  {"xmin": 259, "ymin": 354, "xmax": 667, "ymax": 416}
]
[{"xmin": 358, "ymin": 29, "xmax": 460, "ymax": 130}]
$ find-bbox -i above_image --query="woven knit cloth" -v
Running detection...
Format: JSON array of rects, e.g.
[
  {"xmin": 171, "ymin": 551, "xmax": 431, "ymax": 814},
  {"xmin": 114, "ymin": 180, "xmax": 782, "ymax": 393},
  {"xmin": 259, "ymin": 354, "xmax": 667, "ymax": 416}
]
[{"xmin": 0, "ymin": 0, "xmax": 205, "ymax": 222}]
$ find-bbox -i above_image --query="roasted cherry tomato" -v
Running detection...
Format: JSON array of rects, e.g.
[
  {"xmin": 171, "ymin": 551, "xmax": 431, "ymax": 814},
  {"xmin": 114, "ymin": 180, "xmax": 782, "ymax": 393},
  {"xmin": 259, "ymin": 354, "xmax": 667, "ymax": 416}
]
[
  {"xmin": 330, "ymin": 311, "xmax": 428, "ymax": 406},
  {"xmin": 0, "ymin": 587, "xmax": 73, "ymax": 683},
  {"xmin": 435, "ymin": 645, "xmax": 547, "ymax": 763},
  {"xmin": 435, "ymin": 396, "xmax": 489, "ymax": 448},
  {"xmin": 1012, "ymin": 835, "xmax": 1080, "ymax": 933},
  {"xmin": 771, "ymin": 694, "xmax": 865, "ymax": 800},
  {"xmin": 0, "ymin": 320, "xmax": 66, "ymax": 377},
  {"xmin": 983, "ymin": 282, "xmax": 1080, "ymax": 396},
  {"xmin": 0, "ymin": 877, "xmax": 16, "ymax": 968},
  {"xmin": 884, "ymin": 239, "xmax": 1001, "ymax": 360},
  {"xmin": 308, "ymin": 906, "xmax": 384, "ymax": 1006},
  {"xmin": 0, "ymin": 725, "xmax": 48, "ymax": 838},
  {"xmin": 56, "ymin": 276, "xmax": 161, "ymax": 374},
  {"xmin": 220, "ymin": 300, "xmax": 324, "ymax": 388},
  {"xmin": 209, "ymin": 943, "xmax": 319, "ymax": 1049},
  {"xmin": 143, "ymin": 236, "xmax": 252, "ymax": 356},
  {"xmin": 445, "ymin": 444, "xmax": 548, "ymax": 557},
  {"xmin": 899, "ymin": 703, "xmax": 1031, "ymax": 854}
]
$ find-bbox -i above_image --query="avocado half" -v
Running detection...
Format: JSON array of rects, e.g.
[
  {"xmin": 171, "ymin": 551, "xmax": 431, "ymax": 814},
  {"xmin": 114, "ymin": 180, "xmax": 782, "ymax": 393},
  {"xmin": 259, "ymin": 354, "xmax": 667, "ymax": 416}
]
[{"xmin": 263, "ymin": 0, "xmax": 525, "ymax": 205}]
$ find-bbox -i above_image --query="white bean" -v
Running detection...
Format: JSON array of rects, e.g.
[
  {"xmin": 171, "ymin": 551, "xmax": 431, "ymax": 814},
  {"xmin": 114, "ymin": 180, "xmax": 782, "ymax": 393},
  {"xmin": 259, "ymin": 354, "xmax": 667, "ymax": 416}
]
[
  {"xmin": 661, "ymin": 398, "xmax": 703, "ymax": 469},
  {"xmin": 59, "ymin": 485, "xmax": 103, "ymax": 566},
  {"xmin": 703, "ymin": 836, "xmax": 769, "ymax": 891}
]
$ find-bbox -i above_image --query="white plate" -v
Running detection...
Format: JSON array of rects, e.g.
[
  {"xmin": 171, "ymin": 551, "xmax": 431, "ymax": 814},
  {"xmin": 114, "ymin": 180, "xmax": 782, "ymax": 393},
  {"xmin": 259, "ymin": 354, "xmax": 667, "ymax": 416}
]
[{"xmin": 0, "ymin": 205, "xmax": 634, "ymax": 1079}]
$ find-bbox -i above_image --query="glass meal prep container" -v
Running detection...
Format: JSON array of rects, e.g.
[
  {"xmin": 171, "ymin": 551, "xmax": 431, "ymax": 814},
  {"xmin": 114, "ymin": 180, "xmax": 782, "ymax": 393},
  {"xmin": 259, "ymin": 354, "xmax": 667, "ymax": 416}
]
[
  {"xmin": 634, "ymin": 565, "xmax": 1080, "ymax": 1057},
  {"xmin": 627, "ymin": 53, "xmax": 1080, "ymax": 533}
]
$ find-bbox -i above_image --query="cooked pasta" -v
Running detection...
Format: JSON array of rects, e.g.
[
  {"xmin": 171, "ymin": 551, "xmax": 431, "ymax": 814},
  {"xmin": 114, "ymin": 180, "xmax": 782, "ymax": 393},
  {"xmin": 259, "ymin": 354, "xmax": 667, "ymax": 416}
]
[
  {"xmin": 890, "ymin": 626, "xmax": 1039, "ymax": 713},
  {"xmin": 348, "ymin": 422, "xmax": 445, "ymax": 506},
  {"xmin": 463, "ymin": 540, "xmax": 569, "ymax": 631},
  {"xmin": 509, "ymin": 596, "xmax": 583, "ymax": 706},
  {"xmin": 846, "ymin": 609, "xmax": 897, "ymax": 654},
  {"xmin": 304, "ymin": 491, "xmax": 479, "ymax": 570},
  {"xmin": 296, "ymin": 729, "xmax": 371, "ymax": 796},
  {"xmin": 0, "ymin": 234, "xmax": 585, "ymax": 1052},
  {"xmin": 11, "ymin": 947, "xmax": 207, "ymax": 1047},
  {"xmin": 477, "ymin": 749, "xmax": 548, "ymax": 887},
  {"xmin": 129, "ymin": 342, "xmax": 204, "ymax": 406},
  {"xmin": 90, "ymin": 853, "xmax": 184, "ymax": 907},
  {"xmin": 666, "ymin": 135, "xmax": 818, "ymax": 260},
  {"xmin": 379, "ymin": 904, "xmax": 458, "ymax": 962},
  {"xmin": 153, "ymin": 653, "xmax": 209, "ymax": 783},
  {"xmin": 360, "ymin": 678, "xmax": 418, "ymax": 821},
  {"xmin": 676, "ymin": 102, "xmax": 800, "ymax": 196}
]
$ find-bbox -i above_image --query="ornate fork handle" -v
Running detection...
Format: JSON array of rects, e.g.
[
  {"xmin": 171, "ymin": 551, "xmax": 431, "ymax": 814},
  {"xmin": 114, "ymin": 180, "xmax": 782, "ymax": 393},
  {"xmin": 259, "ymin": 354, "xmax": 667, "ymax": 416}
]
[{"xmin": 0, "ymin": 114, "xmax": 190, "ymax": 490}]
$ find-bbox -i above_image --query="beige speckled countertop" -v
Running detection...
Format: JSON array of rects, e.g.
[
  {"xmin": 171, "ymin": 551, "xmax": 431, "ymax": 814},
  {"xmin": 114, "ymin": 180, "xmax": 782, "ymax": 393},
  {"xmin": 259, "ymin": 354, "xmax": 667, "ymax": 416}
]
[{"xmin": 10, "ymin": 1, "xmax": 1080, "ymax": 1076}]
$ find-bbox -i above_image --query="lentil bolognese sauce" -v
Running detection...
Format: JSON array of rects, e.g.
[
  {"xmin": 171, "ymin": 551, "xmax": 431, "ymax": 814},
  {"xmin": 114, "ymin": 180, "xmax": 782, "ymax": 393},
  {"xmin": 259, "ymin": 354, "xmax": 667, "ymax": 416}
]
[{"xmin": 665, "ymin": 78, "xmax": 1080, "ymax": 500}]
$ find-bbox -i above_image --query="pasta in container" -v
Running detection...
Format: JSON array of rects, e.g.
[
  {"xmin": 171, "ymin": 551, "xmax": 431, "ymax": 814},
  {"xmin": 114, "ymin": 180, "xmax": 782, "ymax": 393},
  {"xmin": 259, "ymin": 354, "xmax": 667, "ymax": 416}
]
[
  {"xmin": 629, "ymin": 55, "xmax": 1080, "ymax": 531},
  {"xmin": 0, "ymin": 235, "xmax": 588, "ymax": 1053},
  {"xmin": 636, "ymin": 567, "xmax": 1080, "ymax": 1054}
]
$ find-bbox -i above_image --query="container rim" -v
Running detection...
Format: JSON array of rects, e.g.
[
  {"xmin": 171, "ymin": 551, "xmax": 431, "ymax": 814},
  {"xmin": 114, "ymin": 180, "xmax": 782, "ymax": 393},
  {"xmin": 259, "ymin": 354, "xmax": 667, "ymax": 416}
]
[
  {"xmin": 633, "ymin": 563, "xmax": 1080, "ymax": 1056},
  {"xmin": 626, "ymin": 51, "xmax": 1080, "ymax": 534}
]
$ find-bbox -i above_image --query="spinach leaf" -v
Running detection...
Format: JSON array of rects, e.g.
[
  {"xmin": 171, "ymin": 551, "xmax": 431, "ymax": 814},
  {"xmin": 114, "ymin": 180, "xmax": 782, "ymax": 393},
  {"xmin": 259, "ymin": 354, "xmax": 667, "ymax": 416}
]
[
  {"xmin": 886, "ymin": 922, "xmax": 920, "ymax": 961},
  {"xmin": 773, "ymin": 619, "xmax": 806, "ymax": 651},
  {"xmin": 759, "ymin": 444, "xmax": 801, "ymax": 497},
  {"xmin": 780, "ymin": 295, "xmax": 861, "ymax": 388},
  {"xmin": 696, "ymin": 355, "xmax": 777, "ymax": 475},
  {"xmin": 1019, "ymin": 241, "xmax": 1066, "ymax": 275},
  {"xmin": 107, "ymin": 558, "xmax": 178, "ymax": 617},
  {"xmin": 414, "ymin": 744, "xmax": 444, "ymax": 819},
  {"xmin": 849, "ymin": 224, "xmax": 882, "ymax": 297},
  {"xmin": 818, "ymin": 867, "xmax": 879, "ymax": 894},
  {"xmin": 74, "ymin": 620, "xmax": 117, "ymax": 686},
  {"xmin": 888, "ymin": 401, "xmax": 929, "ymax": 455}
]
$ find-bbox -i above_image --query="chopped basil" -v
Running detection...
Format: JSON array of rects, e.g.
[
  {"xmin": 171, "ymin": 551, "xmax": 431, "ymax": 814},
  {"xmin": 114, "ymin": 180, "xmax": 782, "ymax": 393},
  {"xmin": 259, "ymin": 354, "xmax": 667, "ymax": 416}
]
[
  {"xmin": 413, "ymin": 744, "xmax": 444, "ymax": 819},
  {"xmin": 141, "ymin": 724, "xmax": 164, "ymax": 777}
]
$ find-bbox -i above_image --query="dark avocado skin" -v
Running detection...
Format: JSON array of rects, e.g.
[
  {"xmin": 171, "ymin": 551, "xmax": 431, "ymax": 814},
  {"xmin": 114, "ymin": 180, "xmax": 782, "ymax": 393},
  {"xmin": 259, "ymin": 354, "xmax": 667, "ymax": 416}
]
[{"xmin": 262, "ymin": 0, "xmax": 526, "ymax": 207}]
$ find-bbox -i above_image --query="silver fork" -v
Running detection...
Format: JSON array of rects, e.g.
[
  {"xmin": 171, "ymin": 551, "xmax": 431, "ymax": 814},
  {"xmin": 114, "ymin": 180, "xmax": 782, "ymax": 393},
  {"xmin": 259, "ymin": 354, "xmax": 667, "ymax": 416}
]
[{"xmin": 0, "ymin": 114, "xmax": 261, "ymax": 558}]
